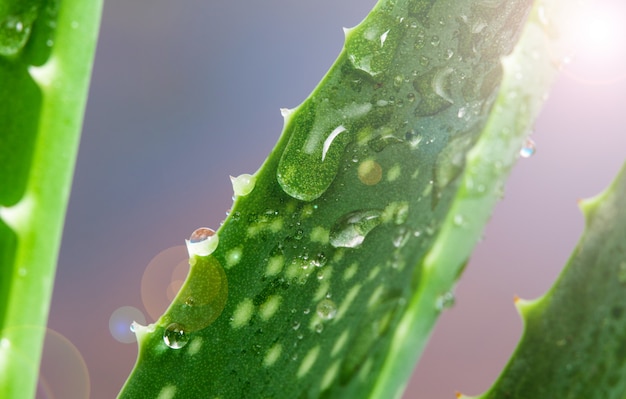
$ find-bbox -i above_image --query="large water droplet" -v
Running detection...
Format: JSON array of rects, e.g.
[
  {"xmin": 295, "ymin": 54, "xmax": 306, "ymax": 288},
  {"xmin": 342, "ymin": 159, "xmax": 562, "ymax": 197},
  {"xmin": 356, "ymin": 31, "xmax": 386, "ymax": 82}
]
[
  {"xmin": 344, "ymin": 12, "xmax": 399, "ymax": 76},
  {"xmin": 316, "ymin": 299, "xmax": 338, "ymax": 320},
  {"xmin": 186, "ymin": 227, "xmax": 219, "ymax": 257},
  {"xmin": 278, "ymin": 101, "xmax": 370, "ymax": 201},
  {"xmin": 163, "ymin": 323, "xmax": 189, "ymax": 349},
  {"xmin": 230, "ymin": 173, "xmax": 256, "ymax": 197},
  {"xmin": 520, "ymin": 138, "xmax": 536, "ymax": 158},
  {"xmin": 329, "ymin": 209, "xmax": 383, "ymax": 248},
  {"xmin": 0, "ymin": 10, "xmax": 36, "ymax": 57},
  {"xmin": 413, "ymin": 68, "xmax": 455, "ymax": 117}
]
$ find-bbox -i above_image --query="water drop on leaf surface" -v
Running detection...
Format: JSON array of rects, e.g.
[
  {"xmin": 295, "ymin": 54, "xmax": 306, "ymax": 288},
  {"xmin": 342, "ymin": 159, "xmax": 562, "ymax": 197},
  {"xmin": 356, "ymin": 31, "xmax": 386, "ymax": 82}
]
[
  {"xmin": 186, "ymin": 227, "xmax": 219, "ymax": 257},
  {"xmin": 316, "ymin": 299, "xmax": 338, "ymax": 320},
  {"xmin": 163, "ymin": 323, "xmax": 189, "ymax": 349},
  {"xmin": 520, "ymin": 138, "xmax": 536, "ymax": 158}
]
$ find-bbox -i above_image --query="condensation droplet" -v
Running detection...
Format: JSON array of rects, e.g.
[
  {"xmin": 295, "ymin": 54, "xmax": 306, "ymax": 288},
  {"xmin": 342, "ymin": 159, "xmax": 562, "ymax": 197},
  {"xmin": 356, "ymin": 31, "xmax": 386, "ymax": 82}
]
[
  {"xmin": 329, "ymin": 209, "xmax": 383, "ymax": 248},
  {"xmin": 520, "ymin": 138, "xmax": 536, "ymax": 158},
  {"xmin": 292, "ymin": 321, "xmax": 301, "ymax": 330},
  {"xmin": 163, "ymin": 323, "xmax": 189, "ymax": 349},
  {"xmin": 186, "ymin": 227, "xmax": 219, "ymax": 257},
  {"xmin": 316, "ymin": 299, "xmax": 338, "ymax": 320},
  {"xmin": 435, "ymin": 292, "xmax": 455, "ymax": 311}
]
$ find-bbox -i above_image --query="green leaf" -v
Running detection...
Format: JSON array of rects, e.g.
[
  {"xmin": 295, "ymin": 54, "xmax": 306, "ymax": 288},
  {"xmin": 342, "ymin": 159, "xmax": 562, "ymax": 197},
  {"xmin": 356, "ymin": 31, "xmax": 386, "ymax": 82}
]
[
  {"xmin": 119, "ymin": 0, "xmax": 562, "ymax": 398},
  {"xmin": 469, "ymin": 161, "xmax": 626, "ymax": 399},
  {"xmin": 0, "ymin": 0, "xmax": 102, "ymax": 398}
]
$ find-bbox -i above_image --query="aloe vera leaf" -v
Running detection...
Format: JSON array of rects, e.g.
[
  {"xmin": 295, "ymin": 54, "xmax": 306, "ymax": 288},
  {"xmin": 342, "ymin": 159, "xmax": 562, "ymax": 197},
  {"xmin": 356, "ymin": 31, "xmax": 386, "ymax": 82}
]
[
  {"xmin": 460, "ymin": 161, "xmax": 626, "ymax": 399},
  {"xmin": 0, "ymin": 0, "xmax": 102, "ymax": 398},
  {"xmin": 119, "ymin": 0, "xmax": 561, "ymax": 398}
]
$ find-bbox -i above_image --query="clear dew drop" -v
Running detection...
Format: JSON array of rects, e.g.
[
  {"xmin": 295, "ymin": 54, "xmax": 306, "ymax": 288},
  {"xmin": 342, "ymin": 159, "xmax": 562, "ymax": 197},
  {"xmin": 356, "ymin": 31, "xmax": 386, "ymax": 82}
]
[
  {"xmin": 435, "ymin": 292, "xmax": 455, "ymax": 311},
  {"xmin": 315, "ymin": 323, "xmax": 324, "ymax": 333},
  {"xmin": 329, "ymin": 209, "xmax": 383, "ymax": 248},
  {"xmin": 316, "ymin": 299, "xmax": 338, "ymax": 320},
  {"xmin": 292, "ymin": 321, "xmax": 301, "ymax": 331},
  {"xmin": 186, "ymin": 227, "xmax": 219, "ymax": 257},
  {"xmin": 520, "ymin": 138, "xmax": 536, "ymax": 158},
  {"xmin": 163, "ymin": 323, "xmax": 189, "ymax": 349}
]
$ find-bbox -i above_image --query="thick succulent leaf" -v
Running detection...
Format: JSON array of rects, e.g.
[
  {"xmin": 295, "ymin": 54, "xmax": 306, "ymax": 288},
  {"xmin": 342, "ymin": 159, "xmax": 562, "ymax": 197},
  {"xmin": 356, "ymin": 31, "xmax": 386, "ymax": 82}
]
[
  {"xmin": 466, "ymin": 162, "xmax": 626, "ymax": 399},
  {"xmin": 0, "ymin": 1, "xmax": 102, "ymax": 398},
  {"xmin": 119, "ymin": 0, "xmax": 561, "ymax": 398}
]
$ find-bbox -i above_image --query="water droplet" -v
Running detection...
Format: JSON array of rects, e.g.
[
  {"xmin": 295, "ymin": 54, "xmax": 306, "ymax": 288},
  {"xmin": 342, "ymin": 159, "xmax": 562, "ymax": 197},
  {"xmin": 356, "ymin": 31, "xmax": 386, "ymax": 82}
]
[
  {"xmin": 392, "ymin": 202, "xmax": 409, "ymax": 225},
  {"xmin": 344, "ymin": 14, "xmax": 399, "ymax": 76},
  {"xmin": 392, "ymin": 228, "xmax": 411, "ymax": 248},
  {"xmin": 0, "ymin": 11, "xmax": 36, "ymax": 57},
  {"xmin": 163, "ymin": 323, "xmax": 188, "ymax": 349},
  {"xmin": 292, "ymin": 321, "xmax": 301, "ymax": 331},
  {"xmin": 277, "ymin": 101, "xmax": 371, "ymax": 201},
  {"xmin": 303, "ymin": 308, "xmax": 311, "ymax": 315},
  {"xmin": 186, "ymin": 227, "xmax": 219, "ymax": 257},
  {"xmin": 405, "ymin": 130, "xmax": 422, "ymax": 149},
  {"xmin": 419, "ymin": 56, "xmax": 430, "ymax": 67},
  {"xmin": 430, "ymin": 35, "xmax": 440, "ymax": 46},
  {"xmin": 230, "ymin": 173, "xmax": 256, "ymax": 196},
  {"xmin": 520, "ymin": 138, "xmax": 536, "ymax": 158},
  {"xmin": 314, "ymin": 323, "xmax": 324, "ymax": 333},
  {"xmin": 312, "ymin": 253, "xmax": 327, "ymax": 268},
  {"xmin": 407, "ymin": 93, "xmax": 416, "ymax": 103},
  {"xmin": 294, "ymin": 229, "xmax": 304, "ymax": 240},
  {"xmin": 316, "ymin": 299, "xmax": 338, "ymax": 320},
  {"xmin": 329, "ymin": 209, "xmax": 383, "ymax": 248},
  {"xmin": 457, "ymin": 107, "xmax": 467, "ymax": 119},
  {"xmin": 368, "ymin": 134, "xmax": 404, "ymax": 152},
  {"xmin": 413, "ymin": 67, "xmax": 455, "ymax": 117},
  {"xmin": 435, "ymin": 292, "xmax": 455, "ymax": 311},
  {"xmin": 445, "ymin": 48, "xmax": 454, "ymax": 60}
]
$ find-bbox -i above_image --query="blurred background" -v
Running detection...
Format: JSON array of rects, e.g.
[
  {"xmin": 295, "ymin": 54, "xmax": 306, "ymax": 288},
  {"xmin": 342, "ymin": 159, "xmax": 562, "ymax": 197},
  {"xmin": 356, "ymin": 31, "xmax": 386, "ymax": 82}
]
[{"xmin": 42, "ymin": 0, "xmax": 626, "ymax": 397}]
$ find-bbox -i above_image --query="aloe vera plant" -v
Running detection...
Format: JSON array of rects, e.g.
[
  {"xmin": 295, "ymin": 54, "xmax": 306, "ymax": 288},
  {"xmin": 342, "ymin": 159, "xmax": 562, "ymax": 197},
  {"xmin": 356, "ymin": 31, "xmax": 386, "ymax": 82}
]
[
  {"xmin": 3, "ymin": 0, "xmax": 626, "ymax": 397},
  {"xmin": 113, "ymin": 0, "xmax": 573, "ymax": 397}
]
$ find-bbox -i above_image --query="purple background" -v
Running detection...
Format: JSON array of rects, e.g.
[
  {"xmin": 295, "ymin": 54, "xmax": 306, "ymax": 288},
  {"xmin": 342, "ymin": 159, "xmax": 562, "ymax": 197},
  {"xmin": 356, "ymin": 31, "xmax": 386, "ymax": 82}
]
[{"xmin": 44, "ymin": 0, "xmax": 626, "ymax": 397}]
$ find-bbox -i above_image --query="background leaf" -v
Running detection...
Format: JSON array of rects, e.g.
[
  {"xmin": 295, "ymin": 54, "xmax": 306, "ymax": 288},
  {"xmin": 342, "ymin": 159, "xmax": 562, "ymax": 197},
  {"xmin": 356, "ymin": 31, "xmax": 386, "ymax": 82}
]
[
  {"xmin": 470, "ymin": 162, "xmax": 626, "ymax": 399},
  {"xmin": 0, "ymin": 0, "xmax": 102, "ymax": 398}
]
